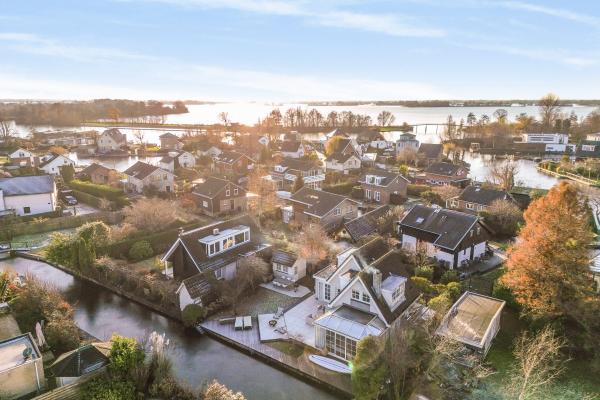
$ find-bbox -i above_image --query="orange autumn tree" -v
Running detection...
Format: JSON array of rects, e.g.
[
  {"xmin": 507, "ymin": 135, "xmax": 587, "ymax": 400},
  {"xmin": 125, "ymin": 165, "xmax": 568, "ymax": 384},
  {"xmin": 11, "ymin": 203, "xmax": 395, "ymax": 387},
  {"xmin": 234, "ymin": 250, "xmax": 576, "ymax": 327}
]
[{"xmin": 502, "ymin": 182, "xmax": 593, "ymax": 318}]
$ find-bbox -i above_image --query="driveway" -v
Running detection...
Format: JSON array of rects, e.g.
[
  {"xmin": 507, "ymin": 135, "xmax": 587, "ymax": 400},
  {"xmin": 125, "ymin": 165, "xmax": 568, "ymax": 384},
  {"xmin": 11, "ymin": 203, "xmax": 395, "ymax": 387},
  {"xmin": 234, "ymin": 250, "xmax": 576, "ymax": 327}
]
[{"xmin": 63, "ymin": 203, "xmax": 101, "ymax": 216}]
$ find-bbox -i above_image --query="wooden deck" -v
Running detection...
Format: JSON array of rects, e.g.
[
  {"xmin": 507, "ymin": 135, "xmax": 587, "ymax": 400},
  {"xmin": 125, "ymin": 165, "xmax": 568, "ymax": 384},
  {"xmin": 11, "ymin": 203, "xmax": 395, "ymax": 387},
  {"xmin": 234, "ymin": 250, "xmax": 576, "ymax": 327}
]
[{"xmin": 200, "ymin": 319, "xmax": 352, "ymax": 398}]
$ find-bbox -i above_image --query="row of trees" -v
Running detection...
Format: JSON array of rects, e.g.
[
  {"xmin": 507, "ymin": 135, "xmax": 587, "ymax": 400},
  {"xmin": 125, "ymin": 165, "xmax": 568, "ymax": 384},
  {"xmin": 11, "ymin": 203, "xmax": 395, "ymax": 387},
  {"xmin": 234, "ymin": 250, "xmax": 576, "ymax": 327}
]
[
  {"xmin": 257, "ymin": 108, "xmax": 398, "ymax": 130},
  {"xmin": 0, "ymin": 99, "xmax": 188, "ymax": 126}
]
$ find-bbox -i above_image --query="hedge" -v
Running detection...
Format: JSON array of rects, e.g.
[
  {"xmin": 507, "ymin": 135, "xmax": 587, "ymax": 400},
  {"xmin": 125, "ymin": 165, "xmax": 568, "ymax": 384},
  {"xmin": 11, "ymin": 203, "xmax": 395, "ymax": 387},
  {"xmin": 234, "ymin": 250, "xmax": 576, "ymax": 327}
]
[
  {"xmin": 69, "ymin": 179, "xmax": 125, "ymax": 201},
  {"xmin": 407, "ymin": 184, "xmax": 430, "ymax": 197},
  {"xmin": 323, "ymin": 181, "xmax": 355, "ymax": 195}
]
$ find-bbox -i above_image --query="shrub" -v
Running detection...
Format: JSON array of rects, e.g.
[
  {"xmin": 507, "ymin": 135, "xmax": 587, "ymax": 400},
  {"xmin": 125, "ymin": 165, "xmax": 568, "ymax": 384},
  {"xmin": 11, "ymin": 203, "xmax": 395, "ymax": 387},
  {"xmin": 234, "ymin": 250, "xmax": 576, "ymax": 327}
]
[
  {"xmin": 109, "ymin": 335, "xmax": 145, "ymax": 378},
  {"xmin": 323, "ymin": 181, "xmax": 355, "ymax": 195},
  {"xmin": 445, "ymin": 282, "xmax": 461, "ymax": 301},
  {"xmin": 415, "ymin": 265, "xmax": 434, "ymax": 281},
  {"xmin": 182, "ymin": 304, "xmax": 208, "ymax": 327},
  {"xmin": 83, "ymin": 377, "xmax": 137, "ymax": 400},
  {"xmin": 70, "ymin": 179, "xmax": 124, "ymax": 201},
  {"xmin": 492, "ymin": 281, "xmax": 520, "ymax": 310},
  {"xmin": 128, "ymin": 240, "xmax": 154, "ymax": 261},
  {"xmin": 45, "ymin": 317, "xmax": 80, "ymax": 354},
  {"xmin": 440, "ymin": 270, "xmax": 459, "ymax": 284},
  {"xmin": 428, "ymin": 292, "xmax": 452, "ymax": 313},
  {"xmin": 407, "ymin": 184, "xmax": 429, "ymax": 197},
  {"xmin": 411, "ymin": 276, "xmax": 437, "ymax": 297},
  {"xmin": 420, "ymin": 190, "xmax": 444, "ymax": 206}
]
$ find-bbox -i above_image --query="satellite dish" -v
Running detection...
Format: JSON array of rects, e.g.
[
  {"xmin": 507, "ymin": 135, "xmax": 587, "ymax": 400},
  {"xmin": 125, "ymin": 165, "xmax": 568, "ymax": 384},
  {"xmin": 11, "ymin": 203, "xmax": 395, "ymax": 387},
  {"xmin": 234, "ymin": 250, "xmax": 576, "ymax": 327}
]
[{"xmin": 22, "ymin": 347, "xmax": 33, "ymax": 360}]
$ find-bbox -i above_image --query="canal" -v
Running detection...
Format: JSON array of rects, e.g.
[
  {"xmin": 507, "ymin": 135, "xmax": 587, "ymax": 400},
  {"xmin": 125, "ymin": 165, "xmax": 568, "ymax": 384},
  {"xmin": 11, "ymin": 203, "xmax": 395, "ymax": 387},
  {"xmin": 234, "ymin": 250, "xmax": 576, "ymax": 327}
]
[{"xmin": 0, "ymin": 257, "xmax": 338, "ymax": 400}]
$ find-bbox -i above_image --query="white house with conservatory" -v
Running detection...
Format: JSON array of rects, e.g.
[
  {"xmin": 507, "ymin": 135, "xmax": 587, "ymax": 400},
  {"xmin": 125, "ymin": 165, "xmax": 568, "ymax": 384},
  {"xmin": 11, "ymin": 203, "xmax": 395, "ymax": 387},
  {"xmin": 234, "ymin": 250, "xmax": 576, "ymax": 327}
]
[{"xmin": 308, "ymin": 238, "xmax": 420, "ymax": 361}]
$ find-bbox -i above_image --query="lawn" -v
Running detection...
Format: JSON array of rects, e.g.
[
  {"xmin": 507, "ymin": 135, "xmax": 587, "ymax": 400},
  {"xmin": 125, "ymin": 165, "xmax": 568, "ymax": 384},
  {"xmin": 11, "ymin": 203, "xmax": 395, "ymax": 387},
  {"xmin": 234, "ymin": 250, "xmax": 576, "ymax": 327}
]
[
  {"xmin": 463, "ymin": 267, "xmax": 505, "ymax": 296},
  {"xmin": 213, "ymin": 287, "xmax": 304, "ymax": 318},
  {"xmin": 266, "ymin": 340, "xmax": 307, "ymax": 358},
  {"xmin": 10, "ymin": 228, "xmax": 77, "ymax": 255},
  {"xmin": 475, "ymin": 308, "xmax": 600, "ymax": 400}
]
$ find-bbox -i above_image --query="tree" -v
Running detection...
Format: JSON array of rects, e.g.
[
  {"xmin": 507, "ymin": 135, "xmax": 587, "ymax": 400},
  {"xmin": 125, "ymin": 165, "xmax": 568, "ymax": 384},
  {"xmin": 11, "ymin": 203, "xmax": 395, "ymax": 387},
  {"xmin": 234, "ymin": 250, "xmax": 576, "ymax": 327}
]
[
  {"xmin": 509, "ymin": 326, "xmax": 566, "ymax": 400},
  {"xmin": 181, "ymin": 304, "xmax": 208, "ymax": 327},
  {"xmin": 483, "ymin": 199, "xmax": 523, "ymax": 237},
  {"xmin": 0, "ymin": 113, "xmax": 14, "ymax": 141},
  {"xmin": 236, "ymin": 255, "xmax": 270, "ymax": 293},
  {"xmin": 502, "ymin": 182, "xmax": 593, "ymax": 317},
  {"xmin": 48, "ymin": 145, "xmax": 68, "ymax": 155},
  {"xmin": 292, "ymin": 175, "xmax": 304, "ymax": 193},
  {"xmin": 377, "ymin": 110, "xmax": 396, "ymax": 127},
  {"xmin": 516, "ymin": 113, "xmax": 536, "ymax": 132},
  {"xmin": 539, "ymin": 93, "xmax": 561, "ymax": 130},
  {"xmin": 466, "ymin": 112, "xmax": 477, "ymax": 126},
  {"xmin": 433, "ymin": 185, "xmax": 461, "ymax": 203},
  {"xmin": 246, "ymin": 166, "xmax": 278, "ymax": 227},
  {"xmin": 109, "ymin": 334, "xmax": 145, "ymax": 378},
  {"xmin": 420, "ymin": 190, "xmax": 444, "ymax": 206},
  {"xmin": 293, "ymin": 224, "xmax": 336, "ymax": 263},
  {"xmin": 325, "ymin": 135, "xmax": 344, "ymax": 156},
  {"xmin": 60, "ymin": 164, "xmax": 75, "ymax": 183},
  {"xmin": 488, "ymin": 160, "xmax": 519, "ymax": 190},
  {"xmin": 218, "ymin": 111, "xmax": 230, "ymax": 130},
  {"xmin": 351, "ymin": 336, "xmax": 387, "ymax": 399},
  {"xmin": 128, "ymin": 240, "xmax": 154, "ymax": 261},
  {"xmin": 203, "ymin": 380, "xmax": 246, "ymax": 400},
  {"xmin": 122, "ymin": 198, "xmax": 183, "ymax": 233},
  {"xmin": 132, "ymin": 129, "xmax": 146, "ymax": 148}
]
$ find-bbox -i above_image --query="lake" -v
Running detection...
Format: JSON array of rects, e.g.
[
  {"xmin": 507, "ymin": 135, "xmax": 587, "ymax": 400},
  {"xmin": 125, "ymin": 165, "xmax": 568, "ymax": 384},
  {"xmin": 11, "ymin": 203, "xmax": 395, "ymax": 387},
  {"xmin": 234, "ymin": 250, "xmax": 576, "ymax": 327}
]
[{"xmin": 0, "ymin": 257, "xmax": 339, "ymax": 400}]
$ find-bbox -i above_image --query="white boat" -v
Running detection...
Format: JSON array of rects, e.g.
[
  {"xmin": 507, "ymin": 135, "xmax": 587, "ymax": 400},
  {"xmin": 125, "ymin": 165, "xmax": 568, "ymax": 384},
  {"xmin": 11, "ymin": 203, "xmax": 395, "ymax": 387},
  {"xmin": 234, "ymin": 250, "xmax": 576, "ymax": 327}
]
[{"xmin": 309, "ymin": 355, "xmax": 352, "ymax": 374}]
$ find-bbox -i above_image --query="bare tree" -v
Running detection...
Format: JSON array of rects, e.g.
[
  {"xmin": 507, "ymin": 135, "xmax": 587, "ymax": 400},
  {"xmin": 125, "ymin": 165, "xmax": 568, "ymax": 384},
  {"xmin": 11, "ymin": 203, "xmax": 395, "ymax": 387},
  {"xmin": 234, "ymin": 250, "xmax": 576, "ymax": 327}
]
[
  {"xmin": 397, "ymin": 147, "xmax": 418, "ymax": 166},
  {"xmin": 488, "ymin": 160, "xmax": 520, "ymax": 191},
  {"xmin": 246, "ymin": 166, "xmax": 278, "ymax": 227},
  {"xmin": 539, "ymin": 93, "xmax": 562, "ymax": 130},
  {"xmin": 377, "ymin": 110, "xmax": 396, "ymax": 127},
  {"xmin": 218, "ymin": 112, "xmax": 231, "ymax": 130},
  {"xmin": 237, "ymin": 255, "xmax": 270, "ymax": 292},
  {"xmin": 509, "ymin": 326, "xmax": 566, "ymax": 400},
  {"xmin": 132, "ymin": 129, "xmax": 146, "ymax": 148},
  {"xmin": 0, "ymin": 118, "xmax": 14, "ymax": 141},
  {"xmin": 293, "ymin": 224, "xmax": 337, "ymax": 264}
]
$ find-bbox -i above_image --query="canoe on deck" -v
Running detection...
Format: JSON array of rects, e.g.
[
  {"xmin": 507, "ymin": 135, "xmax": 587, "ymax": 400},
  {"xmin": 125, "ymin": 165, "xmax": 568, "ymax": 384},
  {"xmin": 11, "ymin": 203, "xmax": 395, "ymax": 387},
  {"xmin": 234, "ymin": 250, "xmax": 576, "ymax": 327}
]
[{"xmin": 308, "ymin": 355, "xmax": 352, "ymax": 374}]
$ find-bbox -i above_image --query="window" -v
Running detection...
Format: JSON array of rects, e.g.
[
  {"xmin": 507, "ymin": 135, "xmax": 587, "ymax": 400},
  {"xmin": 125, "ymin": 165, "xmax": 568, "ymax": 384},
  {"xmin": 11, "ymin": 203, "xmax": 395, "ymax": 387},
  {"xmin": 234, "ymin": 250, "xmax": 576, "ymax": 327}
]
[
  {"xmin": 334, "ymin": 208, "xmax": 341, "ymax": 216},
  {"xmin": 203, "ymin": 201, "xmax": 208, "ymax": 208},
  {"xmin": 362, "ymin": 293, "xmax": 370, "ymax": 303},
  {"xmin": 351, "ymin": 290, "xmax": 360, "ymax": 300},
  {"xmin": 466, "ymin": 203, "xmax": 474, "ymax": 210},
  {"xmin": 226, "ymin": 189, "xmax": 230, "ymax": 196},
  {"xmin": 365, "ymin": 189, "xmax": 371, "ymax": 199},
  {"xmin": 325, "ymin": 330, "xmax": 357, "ymax": 360},
  {"xmin": 234, "ymin": 188, "xmax": 238, "ymax": 195},
  {"xmin": 215, "ymin": 267, "xmax": 223, "ymax": 280},
  {"xmin": 324, "ymin": 284, "xmax": 331, "ymax": 301},
  {"xmin": 392, "ymin": 283, "xmax": 404, "ymax": 302},
  {"xmin": 23, "ymin": 207, "xmax": 31, "ymax": 214},
  {"xmin": 234, "ymin": 232, "xmax": 245, "ymax": 244},
  {"xmin": 276, "ymin": 263, "xmax": 290, "ymax": 274},
  {"xmin": 222, "ymin": 237, "xmax": 234, "ymax": 250},
  {"xmin": 375, "ymin": 191, "xmax": 381, "ymax": 202}
]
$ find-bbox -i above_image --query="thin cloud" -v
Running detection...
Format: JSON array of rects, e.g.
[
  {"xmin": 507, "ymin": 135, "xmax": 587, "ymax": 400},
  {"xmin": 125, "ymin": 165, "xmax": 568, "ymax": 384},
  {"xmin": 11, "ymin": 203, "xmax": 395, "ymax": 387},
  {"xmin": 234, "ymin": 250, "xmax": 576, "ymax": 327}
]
[
  {"xmin": 496, "ymin": 1, "xmax": 600, "ymax": 28},
  {"xmin": 122, "ymin": 0, "xmax": 445, "ymax": 37}
]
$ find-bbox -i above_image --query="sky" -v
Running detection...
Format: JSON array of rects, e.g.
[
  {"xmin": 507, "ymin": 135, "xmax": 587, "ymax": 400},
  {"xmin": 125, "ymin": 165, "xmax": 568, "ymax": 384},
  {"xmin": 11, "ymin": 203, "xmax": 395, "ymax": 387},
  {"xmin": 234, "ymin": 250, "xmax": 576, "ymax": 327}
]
[{"xmin": 1, "ymin": 0, "xmax": 599, "ymax": 101}]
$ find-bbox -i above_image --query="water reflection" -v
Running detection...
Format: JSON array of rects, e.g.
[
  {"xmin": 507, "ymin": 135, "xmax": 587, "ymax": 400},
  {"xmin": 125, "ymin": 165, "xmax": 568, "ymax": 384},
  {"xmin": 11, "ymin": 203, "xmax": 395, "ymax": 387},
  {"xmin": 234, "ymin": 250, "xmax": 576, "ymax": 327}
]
[{"xmin": 0, "ymin": 257, "xmax": 338, "ymax": 400}]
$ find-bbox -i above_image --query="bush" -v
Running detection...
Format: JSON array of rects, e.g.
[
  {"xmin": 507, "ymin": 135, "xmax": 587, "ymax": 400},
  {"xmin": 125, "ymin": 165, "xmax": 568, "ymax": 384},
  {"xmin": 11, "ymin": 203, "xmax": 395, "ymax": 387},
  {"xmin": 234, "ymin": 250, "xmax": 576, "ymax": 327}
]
[
  {"xmin": 445, "ymin": 282, "xmax": 461, "ymax": 301},
  {"xmin": 440, "ymin": 270, "xmax": 459, "ymax": 284},
  {"xmin": 420, "ymin": 190, "xmax": 444, "ymax": 206},
  {"xmin": 492, "ymin": 281, "xmax": 520, "ymax": 310},
  {"xmin": 323, "ymin": 181, "xmax": 355, "ymax": 195},
  {"xmin": 70, "ymin": 179, "xmax": 125, "ymax": 200},
  {"xmin": 83, "ymin": 377, "xmax": 137, "ymax": 400},
  {"xmin": 411, "ymin": 276, "xmax": 437, "ymax": 297},
  {"xmin": 45, "ymin": 317, "xmax": 81, "ymax": 354},
  {"xmin": 415, "ymin": 265, "xmax": 434, "ymax": 281},
  {"xmin": 182, "ymin": 304, "xmax": 208, "ymax": 327},
  {"xmin": 128, "ymin": 240, "xmax": 154, "ymax": 261},
  {"xmin": 109, "ymin": 335, "xmax": 145, "ymax": 378}
]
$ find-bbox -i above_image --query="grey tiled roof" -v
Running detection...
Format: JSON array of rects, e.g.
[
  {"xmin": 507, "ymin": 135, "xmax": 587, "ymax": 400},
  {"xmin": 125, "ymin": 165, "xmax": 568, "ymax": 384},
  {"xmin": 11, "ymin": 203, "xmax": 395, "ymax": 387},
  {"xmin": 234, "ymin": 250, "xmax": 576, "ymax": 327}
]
[
  {"xmin": 457, "ymin": 185, "xmax": 510, "ymax": 206},
  {"xmin": 0, "ymin": 175, "xmax": 54, "ymax": 196},
  {"xmin": 418, "ymin": 143, "xmax": 443, "ymax": 159},
  {"xmin": 399, "ymin": 205, "xmax": 479, "ymax": 250},
  {"xmin": 123, "ymin": 161, "xmax": 160, "ymax": 180},
  {"xmin": 80, "ymin": 163, "xmax": 111, "ymax": 175},
  {"xmin": 193, "ymin": 176, "xmax": 242, "ymax": 198},
  {"xmin": 272, "ymin": 250, "xmax": 297, "ymax": 266},
  {"xmin": 425, "ymin": 162, "xmax": 463, "ymax": 176},
  {"xmin": 359, "ymin": 169, "xmax": 408, "ymax": 186},
  {"xmin": 289, "ymin": 187, "xmax": 353, "ymax": 217},
  {"xmin": 344, "ymin": 205, "xmax": 390, "ymax": 242}
]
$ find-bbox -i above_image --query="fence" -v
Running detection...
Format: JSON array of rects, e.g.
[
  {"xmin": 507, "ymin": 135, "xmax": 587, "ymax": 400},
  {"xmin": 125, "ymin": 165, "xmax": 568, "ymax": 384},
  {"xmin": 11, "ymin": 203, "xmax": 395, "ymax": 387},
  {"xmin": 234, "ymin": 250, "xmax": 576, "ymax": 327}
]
[{"xmin": 0, "ymin": 211, "xmax": 123, "ymax": 241}]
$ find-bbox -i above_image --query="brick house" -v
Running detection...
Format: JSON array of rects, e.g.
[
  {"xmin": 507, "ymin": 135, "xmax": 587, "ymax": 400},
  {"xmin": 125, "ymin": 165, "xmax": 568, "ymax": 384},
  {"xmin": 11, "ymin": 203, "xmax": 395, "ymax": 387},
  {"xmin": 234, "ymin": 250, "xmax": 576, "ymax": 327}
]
[
  {"xmin": 192, "ymin": 176, "xmax": 247, "ymax": 216},
  {"xmin": 213, "ymin": 151, "xmax": 255, "ymax": 175},
  {"xmin": 78, "ymin": 163, "xmax": 118, "ymax": 185},
  {"xmin": 359, "ymin": 169, "xmax": 409, "ymax": 205},
  {"xmin": 447, "ymin": 185, "xmax": 515, "ymax": 213},
  {"xmin": 288, "ymin": 187, "xmax": 359, "ymax": 232},
  {"xmin": 423, "ymin": 162, "xmax": 470, "ymax": 187}
]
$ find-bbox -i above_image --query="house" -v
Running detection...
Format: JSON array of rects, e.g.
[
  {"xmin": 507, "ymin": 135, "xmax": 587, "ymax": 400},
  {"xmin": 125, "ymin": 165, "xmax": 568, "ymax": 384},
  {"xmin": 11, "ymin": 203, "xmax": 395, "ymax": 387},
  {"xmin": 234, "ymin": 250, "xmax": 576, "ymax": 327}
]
[
  {"xmin": 270, "ymin": 158, "xmax": 325, "ymax": 190},
  {"xmin": 8, "ymin": 148, "xmax": 33, "ymax": 160},
  {"xmin": 78, "ymin": 163, "xmax": 116, "ymax": 185},
  {"xmin": 437, "ymin": 291, "xmax": 505, "ymax": 356},
  {"xmin": 192, "ymin": 176, "xmax": 247, "ymax": 216},
  {"xmin": 213, "ymin": 151, "xmax": 255, "ymax": 175},
  {"xmin": 123, "ymin": 161, "xmax": 175, "ymax": 193},
  {"xmin": 271, "ymin": 250, "xmax": 307, "ymax": 288},
  {"xmin": 324, "ymin": 152, "xmax": 362, "ymax": 174},
  {"xmin": 159, "ymin": 150, "xmax": 196, "ymax": 172},
  {"xmin": 447, "ymin": 185, "xmax": 514, "ymax": 213},
  {"xmin": 342, "ymin": 205, "xmax": 390, "ymax": 242},
  {"xmin": 397, "ymin": 205, "xmax": 489, "ymax": 269},
  {"xmin": 0, "ymin": 333, "xmax": 45, "ymax": 399},
  {"xmin": 0, "ymin": 175, "xmax": 57, "ymax": 217},
  {"xmin": 97, "ymin": 128, "xmax": 127, "ymax": 153},
  {"xmin": 8, "ymin": 148, "xmax": 37, "ymax": 168},
  {"xmin": 519, "ymin": 133, "xmax": 576, "ymax": 153},
  {"xmin": 312, "ymin": 238, "xmax": 420, "ymax": 361},
  {"xmin": 359, "ymin": 169, "xmax": 409, "ymax": 204},
  {"xmin": 585, "ymin": 132, "xmax": 600, "ymax": 142},
  {"xmin": 50, "ymin": 342, "xmax": 111, "ymax": 387},
  {"xmin": 396, "ymin": 133, "xmax": 419, "ymax": 154},
  {"xmin": 417, "ymin": 143, "xmax": 443, "ymax": 165},
  {"xmin": 38, "ymin": 153, "xmax": 76, "ymax": 175},
  {"xmin": 288, "ymin": 187, "xmax": 359, "ymax": 232},
  {"xmin": 197, "ymin": 144, "xmax": 222, "ymax": 158},
  {"xmin": 422, "ymin": 162, "xmax": 470, "ymax": 187},
  {"xmin": 161, "ymin": 216, "xmax": 270, "ymax": 308},
  {"xmin": 159, "ymin": 132, "xmax": 183, "ymax": 150},
  {"xmin": 280, "ymin": 141, "xmax": 305, "ymax": 158}
]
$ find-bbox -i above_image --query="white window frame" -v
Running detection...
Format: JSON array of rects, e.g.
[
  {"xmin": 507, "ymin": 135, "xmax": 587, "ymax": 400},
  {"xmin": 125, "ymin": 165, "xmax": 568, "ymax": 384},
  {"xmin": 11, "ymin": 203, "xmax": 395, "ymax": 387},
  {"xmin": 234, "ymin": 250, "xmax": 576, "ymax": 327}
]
[
  {"xmin": 365, "ymin": 189, "xmax": 371, "ymax": 199},
  {"xmin": 351, "ymin": 289, "xmax": 360, "ymax": 300},
  {"xmin": 374, "ymin": 191, "xmax": 381, "ymax": 202},
  {"xmin": 226, "ymin": 189, "xmax": 231, "ymax": 196},
  {"xmin": 362, "ymin": 293, "xmax": 370, "ymax": 303},
  {"xmin": 334, "ymin": 208, "xmax": 341, "ymax": 216},
  {"xmin": 234, "ymin": 188, "xmax": 238, "ymax": 195}
]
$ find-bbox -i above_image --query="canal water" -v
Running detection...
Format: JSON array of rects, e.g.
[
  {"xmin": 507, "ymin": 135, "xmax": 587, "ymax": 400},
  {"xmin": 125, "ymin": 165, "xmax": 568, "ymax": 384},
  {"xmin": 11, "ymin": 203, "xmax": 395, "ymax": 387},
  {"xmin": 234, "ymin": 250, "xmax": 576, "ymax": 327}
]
[{"xmin": 0, "ymin": 257, "xmax": 338, "ymax": 400}]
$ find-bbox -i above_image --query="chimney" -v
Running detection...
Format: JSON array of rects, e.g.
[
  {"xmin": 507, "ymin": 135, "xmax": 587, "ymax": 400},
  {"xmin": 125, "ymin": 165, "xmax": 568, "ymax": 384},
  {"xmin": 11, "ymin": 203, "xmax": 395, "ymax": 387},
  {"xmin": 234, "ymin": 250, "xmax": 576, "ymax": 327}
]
[
  {"xmin": 178, "ymin": 227, "xmax": 184, "ymax": 237},
  {"xmin": 213, "ymin": 228, "xmax": 220, "ymax": 236},
  {"xmin": 372, "ymin": 268, "xmax": 382, "ymax": 298}
]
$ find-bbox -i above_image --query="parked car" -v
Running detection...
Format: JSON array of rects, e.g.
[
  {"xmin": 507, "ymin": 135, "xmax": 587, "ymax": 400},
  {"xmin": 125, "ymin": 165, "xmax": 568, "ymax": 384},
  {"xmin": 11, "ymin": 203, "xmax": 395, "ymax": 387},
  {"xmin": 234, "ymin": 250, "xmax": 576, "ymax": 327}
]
[
  {"xmin": 64, "ymin": 195, "xmax": 78, "ymax": 205},
  {"xmin": 60, "ymin": 189, "xmax": 78, "ymax": 205}
]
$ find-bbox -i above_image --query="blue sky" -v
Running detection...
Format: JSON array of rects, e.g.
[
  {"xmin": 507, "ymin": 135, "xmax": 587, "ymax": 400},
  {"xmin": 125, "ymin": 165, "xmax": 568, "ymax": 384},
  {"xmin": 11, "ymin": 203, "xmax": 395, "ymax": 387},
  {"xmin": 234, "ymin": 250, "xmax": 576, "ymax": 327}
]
[{"xmin": 1, "ymin": 0, "xmax": 599, "ymax": 101}]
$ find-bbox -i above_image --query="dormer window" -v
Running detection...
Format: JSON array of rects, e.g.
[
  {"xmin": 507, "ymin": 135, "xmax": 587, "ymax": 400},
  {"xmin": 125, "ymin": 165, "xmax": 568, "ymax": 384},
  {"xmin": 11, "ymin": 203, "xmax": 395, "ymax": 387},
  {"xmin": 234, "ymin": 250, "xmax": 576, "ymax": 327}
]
[
  {"xmin": 226, "ymin": 189, "xmax": 230, "ymax": 196},
  {"xmin": 234, "ymin": 188, "xmax": 238, "ymax": 195},
  {"xmin": 362, "ymin": 293, "xmax": 370, "ymax": 303},
  {"xmin": 200, "ymin": 226, "xmax": 251, "ymax": 257},
  {"xmin": 352, "ymin": 290, "xmax": 360, "ymax": 300}
]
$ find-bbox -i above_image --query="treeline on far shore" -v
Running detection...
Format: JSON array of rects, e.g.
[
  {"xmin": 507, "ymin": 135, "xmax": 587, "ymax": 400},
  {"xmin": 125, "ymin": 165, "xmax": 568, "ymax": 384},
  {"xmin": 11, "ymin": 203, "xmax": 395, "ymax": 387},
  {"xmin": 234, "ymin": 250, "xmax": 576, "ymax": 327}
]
[
  {"xmin": 0, "ymin": 99, "xmax": 189, "ymax": 126},
  {"xmin": 306, "ymin": 99, "xmax": 600, "ymax": 107}
]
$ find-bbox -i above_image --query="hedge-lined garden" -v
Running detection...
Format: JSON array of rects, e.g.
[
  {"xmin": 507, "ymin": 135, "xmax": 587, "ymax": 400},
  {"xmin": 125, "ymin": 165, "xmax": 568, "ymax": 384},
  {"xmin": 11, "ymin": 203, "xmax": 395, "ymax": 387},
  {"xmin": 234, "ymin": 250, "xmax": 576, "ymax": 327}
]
[{"xmin": 69, "ymin": 179, "xmax": 130, "ymax": 207}]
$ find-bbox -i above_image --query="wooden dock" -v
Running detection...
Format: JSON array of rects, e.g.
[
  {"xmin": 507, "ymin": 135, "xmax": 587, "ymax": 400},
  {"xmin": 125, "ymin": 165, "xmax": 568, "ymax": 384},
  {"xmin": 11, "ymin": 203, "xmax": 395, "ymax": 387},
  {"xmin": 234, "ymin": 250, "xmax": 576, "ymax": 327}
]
[{"xmin": 200, "ymin": 319, "xmax": 352, "ymax": 398}]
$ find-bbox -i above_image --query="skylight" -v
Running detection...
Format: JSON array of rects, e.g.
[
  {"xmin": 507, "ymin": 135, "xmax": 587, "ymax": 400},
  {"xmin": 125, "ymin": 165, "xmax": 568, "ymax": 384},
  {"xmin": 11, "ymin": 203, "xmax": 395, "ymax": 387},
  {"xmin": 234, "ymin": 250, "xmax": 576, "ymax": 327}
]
[{"xmin": 415, "ymin": 217, "xmax": 424, "ymax": 224}]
